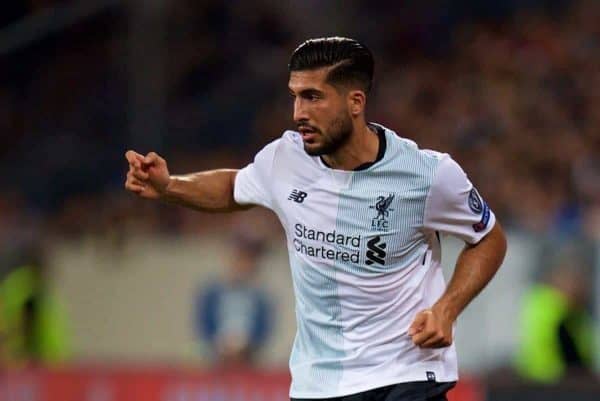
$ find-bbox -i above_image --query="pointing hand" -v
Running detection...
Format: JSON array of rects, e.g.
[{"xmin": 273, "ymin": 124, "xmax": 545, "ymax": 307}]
[{"xmin": 124, "ymin": 150, "xmax": 171, "ymax": 199}]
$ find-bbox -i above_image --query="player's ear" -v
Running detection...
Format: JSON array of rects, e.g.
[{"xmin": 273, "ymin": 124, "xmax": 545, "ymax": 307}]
[{"xmin": 348, "ymin": 90, "xmax": 366, "ymax": 117}]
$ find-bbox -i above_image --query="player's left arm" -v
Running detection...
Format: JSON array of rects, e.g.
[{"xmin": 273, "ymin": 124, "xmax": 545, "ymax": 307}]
[
  {"xmin": 409, "ymin": 154, "xmax": 507, "ymax": 348},
  {"xmin": 409, "ymin": 222, "xmax": 507, "ymax": 348}
]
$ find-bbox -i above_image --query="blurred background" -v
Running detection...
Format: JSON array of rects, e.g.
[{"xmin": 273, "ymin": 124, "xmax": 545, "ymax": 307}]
[{"xmin": 1, "ymin": 0, "xmax": 599, "ymax": 400}]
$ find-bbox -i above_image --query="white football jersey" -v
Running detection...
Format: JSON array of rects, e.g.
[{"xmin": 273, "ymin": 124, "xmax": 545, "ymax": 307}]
[{"xmin": 234, "ymin": 123, "xmax": 495, "ymax": 399}]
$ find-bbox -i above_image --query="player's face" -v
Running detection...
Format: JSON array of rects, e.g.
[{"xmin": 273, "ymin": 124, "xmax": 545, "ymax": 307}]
[{"xmin": 288, "ymin": 69, "xmax": 354, "ymax": 156}]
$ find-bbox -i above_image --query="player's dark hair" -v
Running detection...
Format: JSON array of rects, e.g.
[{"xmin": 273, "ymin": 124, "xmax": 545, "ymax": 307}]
[{"xmin": 289, "ymin": 37, "xmax": 374, "ymax": 94}]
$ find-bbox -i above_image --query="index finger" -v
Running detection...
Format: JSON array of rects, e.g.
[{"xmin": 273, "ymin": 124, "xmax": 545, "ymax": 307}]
[{"xmin": 125, "ymin": 150, "xmax": 144, "ymax": 166}]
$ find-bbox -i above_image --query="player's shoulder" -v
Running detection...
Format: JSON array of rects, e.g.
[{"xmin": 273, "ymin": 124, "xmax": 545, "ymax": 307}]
[
  {"xmin": 253, "ymin": 130, "xmax": 304, "ymax": 161},
  {"xmin": 414, "ymin": 147, "xmax": 458, "ymax": 177},
  {"xmin": 259, "ymin": 130, "xmax": 304, "ymax": 154},
  {"xmin": 281, "ymin": 129, "xmax": 305, "ymax": 149},
  {"xmin": 251, "ymin": 130, "xmax": 316, "ymax": 177},
  {"xmin": 382, "ymin": 126, "xmax": 449, "ymax": 168}
]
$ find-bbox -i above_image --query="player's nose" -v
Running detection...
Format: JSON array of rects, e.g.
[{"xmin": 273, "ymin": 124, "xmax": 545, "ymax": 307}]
[{"xmin": 293, "ymin": 98, "xmax": 309, "ymax": 122}]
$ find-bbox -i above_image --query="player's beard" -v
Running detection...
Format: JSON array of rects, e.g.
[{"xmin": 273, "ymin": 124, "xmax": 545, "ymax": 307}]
[{"xmin": 303, "ymin": 111, "xmax": 353, "ymax": 156}]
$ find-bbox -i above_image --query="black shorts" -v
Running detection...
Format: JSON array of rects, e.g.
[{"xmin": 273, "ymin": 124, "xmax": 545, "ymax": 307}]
[{"xmin": 291, "ymin": 381, "xmax": 456, "ymax": 401}]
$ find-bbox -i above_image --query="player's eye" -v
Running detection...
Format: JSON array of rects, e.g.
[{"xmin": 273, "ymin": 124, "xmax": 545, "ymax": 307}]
[{"xmin": 303, "ymin": 93, "xmax": 321, "ymax": 101}]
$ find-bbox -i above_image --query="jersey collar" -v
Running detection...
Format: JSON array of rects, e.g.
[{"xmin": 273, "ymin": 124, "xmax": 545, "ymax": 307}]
[{"xmin": 319, "ymin": 123, "xmax": 387, "ymax": 171}]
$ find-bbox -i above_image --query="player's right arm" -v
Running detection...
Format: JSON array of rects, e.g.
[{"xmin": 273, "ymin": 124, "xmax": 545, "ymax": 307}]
[{"xmin": 124, "ymin": 150, "xmax": 250, "ymax": 212}]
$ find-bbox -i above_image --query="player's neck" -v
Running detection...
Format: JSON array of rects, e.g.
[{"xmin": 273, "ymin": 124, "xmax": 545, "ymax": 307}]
[{"xmin": 321, "ymin": 123, "xmax": 379, "ymax": 171}]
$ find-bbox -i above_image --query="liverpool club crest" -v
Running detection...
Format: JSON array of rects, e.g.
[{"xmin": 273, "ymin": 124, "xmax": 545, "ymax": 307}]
[{"xmin": 370, "ymin": 194, "xmax": 395, "ymax": 231}]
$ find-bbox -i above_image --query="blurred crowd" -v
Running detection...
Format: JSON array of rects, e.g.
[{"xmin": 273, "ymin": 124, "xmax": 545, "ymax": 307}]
[
  {"xmin": 374, "ymin": 3, "xmax": 600, "ymax": 239},
  {"xmin": 1, "ymin": 0, "xmax": 598, "ymax": 247}
]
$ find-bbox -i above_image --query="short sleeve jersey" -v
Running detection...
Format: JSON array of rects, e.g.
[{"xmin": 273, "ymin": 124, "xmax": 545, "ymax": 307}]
[{"xmin": 234, "ymin": 123, "xmax": 496, "ymax": 399}]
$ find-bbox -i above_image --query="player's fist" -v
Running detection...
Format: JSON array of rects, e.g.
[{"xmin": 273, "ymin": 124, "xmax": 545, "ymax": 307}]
[
  {"xmin": 408, "ymin": 307, "xmax": 453, "ymax": 348},
  {"xmin": 124, "ymin": 150, "xmax": 171, "ymax": 200}
]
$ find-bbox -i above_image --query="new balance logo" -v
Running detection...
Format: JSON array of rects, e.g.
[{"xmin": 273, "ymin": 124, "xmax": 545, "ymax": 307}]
[
  {"xmin": 288, "ymin": 189, "xmax": 308, "ymax": 203},
  {"xmin": 365, "ymin": 236, "xmax": 387, "ymax": 266}
]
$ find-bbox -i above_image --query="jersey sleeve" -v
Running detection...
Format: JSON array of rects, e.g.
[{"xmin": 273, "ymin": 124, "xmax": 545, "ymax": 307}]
[
  {"xmin": 423, "ymin": 154, "xmax": 496, "ymax": 244},
  {"xmin": 234, "ymin": 138, "xmax": 280, "ymax": 209}
]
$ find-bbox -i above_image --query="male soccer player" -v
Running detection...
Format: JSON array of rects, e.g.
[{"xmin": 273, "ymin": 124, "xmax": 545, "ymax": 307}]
[{"xmin": 124, "ymin": 37, "xmax": 507, "ymax": 401}]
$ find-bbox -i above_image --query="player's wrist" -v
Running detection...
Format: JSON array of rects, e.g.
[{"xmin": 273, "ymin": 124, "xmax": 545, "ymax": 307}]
[
  {"xmin": 432, "ymin": 301, "xmax": 459, "ymax": 324},
  {"xmin": 160, "ymin": 175, "xmax": 176, "ymax": 200}
]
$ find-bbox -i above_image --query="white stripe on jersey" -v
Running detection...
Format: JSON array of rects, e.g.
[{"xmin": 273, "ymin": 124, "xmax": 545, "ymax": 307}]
[{"xmin": 234, "ymin": 123, "xmax": 495, "ymax": 398}]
